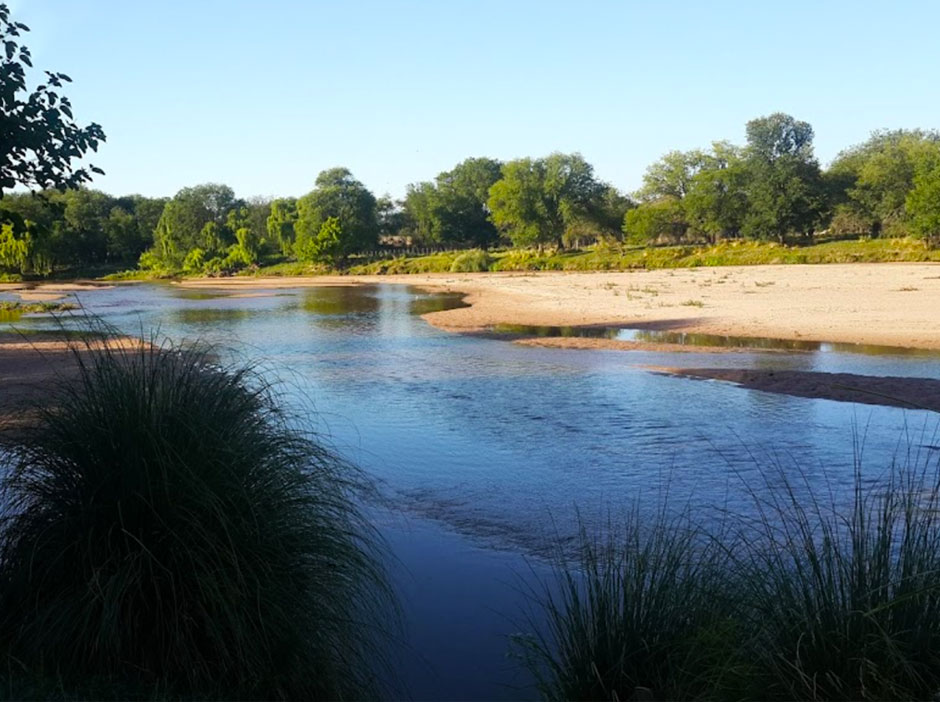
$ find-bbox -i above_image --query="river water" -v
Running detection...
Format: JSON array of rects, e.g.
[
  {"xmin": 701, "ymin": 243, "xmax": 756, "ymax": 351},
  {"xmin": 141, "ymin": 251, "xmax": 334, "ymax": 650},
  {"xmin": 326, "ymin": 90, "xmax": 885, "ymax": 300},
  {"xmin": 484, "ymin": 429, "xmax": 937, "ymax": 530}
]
[{"xmin": 4, "ymin": 282, "xmax": 940, "ymax": 699}]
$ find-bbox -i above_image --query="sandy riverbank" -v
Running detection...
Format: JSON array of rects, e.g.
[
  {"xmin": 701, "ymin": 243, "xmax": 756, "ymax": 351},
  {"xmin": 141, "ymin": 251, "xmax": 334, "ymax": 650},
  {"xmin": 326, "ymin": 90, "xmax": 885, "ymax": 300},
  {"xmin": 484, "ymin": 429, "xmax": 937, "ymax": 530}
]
[{"xmin": 176, "ymin": 263, "xmax": 940, "ymax": 351}]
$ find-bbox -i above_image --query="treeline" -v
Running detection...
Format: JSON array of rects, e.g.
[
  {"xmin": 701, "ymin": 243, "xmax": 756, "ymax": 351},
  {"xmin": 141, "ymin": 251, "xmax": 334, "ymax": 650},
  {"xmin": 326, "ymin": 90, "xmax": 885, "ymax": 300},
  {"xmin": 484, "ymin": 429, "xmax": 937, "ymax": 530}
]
[{"xmin": 2, "ymin": 112, "xmax": 939, "ymax": 278}]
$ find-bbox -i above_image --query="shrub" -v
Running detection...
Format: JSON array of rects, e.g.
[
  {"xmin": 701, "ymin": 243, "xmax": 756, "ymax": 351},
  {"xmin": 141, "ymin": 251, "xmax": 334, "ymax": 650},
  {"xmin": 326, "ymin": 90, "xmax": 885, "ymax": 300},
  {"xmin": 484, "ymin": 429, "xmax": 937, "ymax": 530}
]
[
  {"xmin": 734, "ymin": 456, "xmax": 940, "ymax": 701},
  {"xmin": 517, "ymin": 448, "xmax": 940, "ymax": 701},
  {"xmin": 513, "ymin": 507, "xmax": 738, "ymax": 702},
  {"xmin": 0, "ymin": 332, "xmax": 394, "ymax": 699},
  {"xmin": 449, "ymin": 248, "xmax": 491, "ymax": 272}
]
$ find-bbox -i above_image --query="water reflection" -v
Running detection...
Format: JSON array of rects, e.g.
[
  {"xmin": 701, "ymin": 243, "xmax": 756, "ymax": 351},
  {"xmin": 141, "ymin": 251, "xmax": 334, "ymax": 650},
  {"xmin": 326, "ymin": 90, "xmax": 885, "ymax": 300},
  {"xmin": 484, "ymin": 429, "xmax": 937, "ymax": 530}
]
[{"xmin": 490, "ymin": 322, "xmax": 940, "ymax": 357}]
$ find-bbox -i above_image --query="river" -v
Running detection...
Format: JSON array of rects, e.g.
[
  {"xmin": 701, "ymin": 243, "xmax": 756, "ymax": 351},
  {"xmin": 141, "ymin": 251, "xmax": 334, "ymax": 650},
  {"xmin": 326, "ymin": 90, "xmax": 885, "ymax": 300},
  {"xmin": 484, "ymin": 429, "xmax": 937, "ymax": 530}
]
[{"xmin": 4, "ymin": 282, "xmax": 939, "ymax": 699}]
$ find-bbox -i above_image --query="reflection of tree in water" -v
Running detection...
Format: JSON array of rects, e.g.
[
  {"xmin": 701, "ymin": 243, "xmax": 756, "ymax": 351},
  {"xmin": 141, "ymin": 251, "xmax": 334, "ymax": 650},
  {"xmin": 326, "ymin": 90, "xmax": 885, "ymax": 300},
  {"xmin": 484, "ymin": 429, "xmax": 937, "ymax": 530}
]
[
  {"xmin": 172, "ymin": 307, "xmax": 263, "ymax": 325},
  {"xmin": 300, "ymin": 287, "xmax": 381, "ymax": 316}
]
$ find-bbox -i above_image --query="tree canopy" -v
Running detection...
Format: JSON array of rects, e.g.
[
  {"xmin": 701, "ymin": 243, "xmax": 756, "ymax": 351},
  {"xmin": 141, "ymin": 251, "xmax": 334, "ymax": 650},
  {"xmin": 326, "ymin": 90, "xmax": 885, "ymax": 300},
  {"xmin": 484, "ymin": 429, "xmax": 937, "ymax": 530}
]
[{"xmin": 0, "ymin": 4, "xmax": 105, "ymax": 196}]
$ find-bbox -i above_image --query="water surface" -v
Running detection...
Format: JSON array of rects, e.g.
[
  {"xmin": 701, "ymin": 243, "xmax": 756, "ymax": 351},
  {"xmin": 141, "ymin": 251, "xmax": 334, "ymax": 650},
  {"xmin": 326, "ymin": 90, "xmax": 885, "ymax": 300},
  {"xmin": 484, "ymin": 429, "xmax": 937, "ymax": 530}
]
[{"xmin": 4, "ymin": 282, "xmax": 938, "ymax": 699}]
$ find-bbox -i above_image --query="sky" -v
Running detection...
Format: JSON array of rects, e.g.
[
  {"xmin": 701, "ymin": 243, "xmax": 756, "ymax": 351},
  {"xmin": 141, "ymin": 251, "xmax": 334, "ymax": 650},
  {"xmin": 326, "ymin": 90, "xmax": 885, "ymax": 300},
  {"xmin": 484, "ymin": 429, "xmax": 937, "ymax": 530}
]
[{"xmin": 10, "ymin": 0, "xmax": 940, "ymax": 201}]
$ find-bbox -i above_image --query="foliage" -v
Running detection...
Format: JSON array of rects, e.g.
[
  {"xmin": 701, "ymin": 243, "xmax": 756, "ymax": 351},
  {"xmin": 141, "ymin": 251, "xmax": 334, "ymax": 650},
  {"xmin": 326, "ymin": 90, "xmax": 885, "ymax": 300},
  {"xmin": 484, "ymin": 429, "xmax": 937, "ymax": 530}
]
[
  {"xmin": 0, "ymin": 4, "xmax": 105, "ymax": 196},
  {"xmin": 449, "ymin": 248, "xmax": 490, "ymax": 272},
  {"xmin": 740, "ymin": 113, "xmax": 826, "ymax": 242},
  {"xmin": 622, "ymin": 197, "xmax": 687, "ymax": 244},
  {"xmin": 401, "ymin": 157, "xmax": 503, "ymax": 248},
  {"xmin": 346, "ymin": 238, "xmax": 940, "ymax": 276},
  {"xmin": 294, "ymin": 168, "xmax": 378, "ymax": 260},
  {"xmin": 905, "ymin": 157, "xmax": 940, "ymax": 247},
  {"xmin": 829, "ymin": 130, "xmax": 940, "ymax": 238},
  {"xmin": 487, "ymin": 153, "xmax": 612, "ymax": 249},
  {"xmin": 514, "ymin": 509, "xmax": 736, "ymax": 702},
  {"xmin": 267, "ymin": 198, "xmax": 298, "ymax": 255},
  {"xmin": 150, "ymin": 184, "xmax": 238, "ymax": 267},
  {"xmin": 0, "ymin": 333, "xmax": 395, "ymax": 699},
  {"xmin": 294, "ymin": 216, "xmax": 343, "ymax": 265},
  {"xmin": 518, "ymin": 450, "xmax": 940, "ymax": 702}
]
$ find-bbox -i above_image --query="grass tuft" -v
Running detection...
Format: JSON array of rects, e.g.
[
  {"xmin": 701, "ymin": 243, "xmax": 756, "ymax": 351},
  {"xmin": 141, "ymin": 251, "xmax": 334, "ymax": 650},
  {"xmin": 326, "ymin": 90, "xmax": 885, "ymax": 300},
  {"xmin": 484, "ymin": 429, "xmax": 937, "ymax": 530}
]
[
  {"xmin": 517, "ymin": 444, "xmax": 940, "ymax": 701},
  {"xmin": 0, "ymin": 328, "xmax": 395, "ymax": 699}
]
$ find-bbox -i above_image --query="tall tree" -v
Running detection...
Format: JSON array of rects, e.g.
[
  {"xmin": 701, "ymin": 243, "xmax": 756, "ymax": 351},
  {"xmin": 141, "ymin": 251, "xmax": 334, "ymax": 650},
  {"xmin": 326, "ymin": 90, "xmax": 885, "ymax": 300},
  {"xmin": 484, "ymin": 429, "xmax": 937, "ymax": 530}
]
[
  {"xmin": 683, "ymin": 142, "xmax": 748, "ymax": 242},
  {"xmin": 151, "ymin": 184, "xmax": 238, "ymax": 266},
  {"xmin": 294, "ymin": 168, "xmax": 378, "ymax": 260},
  {"xmin": 266, "ymin": 198, "xmax": 298, "ymax": 255},
  {"xmin": 487, "ymin": 153, "xmax": 607, "ymax": 249},
  {"xmin": 741, "ymin": 113, "xmax": 825, "ymax": 242},
  {"xmin": 828, "ymin": 130, "xmax": 940, "ymax": 237}
]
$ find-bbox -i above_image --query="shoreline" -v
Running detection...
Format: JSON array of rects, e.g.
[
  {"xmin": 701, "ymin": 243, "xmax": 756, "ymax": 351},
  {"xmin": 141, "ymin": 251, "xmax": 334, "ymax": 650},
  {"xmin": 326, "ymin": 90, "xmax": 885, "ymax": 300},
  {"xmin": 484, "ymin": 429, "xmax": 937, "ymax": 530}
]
[
  {"xmin": 166, "ymin": 263, "xmax": 940, "ymax": 352},
  {"xmin": 3, "ymin": 265, "xmax": 940, "ymax": 414}
]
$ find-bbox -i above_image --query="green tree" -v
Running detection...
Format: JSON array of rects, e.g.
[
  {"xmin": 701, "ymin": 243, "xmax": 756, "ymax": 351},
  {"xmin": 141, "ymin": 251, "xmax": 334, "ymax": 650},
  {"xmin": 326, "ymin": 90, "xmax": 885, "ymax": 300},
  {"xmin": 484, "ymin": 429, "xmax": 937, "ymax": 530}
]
[
  {"xmin": 0, "ymin": 4, "xmax": 105, "ymax": 197},
  {"xmin": 294, "ymin": 216, "xmax": 342, "ymax": 264},
  {"xmin": 266, "ymin": 198, "xmax": 298, "ymax": 255},
  {"xmin": 683, "ymin": 142, "xmax": 748, "ymax": 242},
  {"xmin": 401, "ymin": 182, "xmax": 438, "ymax": 244},
  {"xmin": 622, "ymin": 197, "xmax": 687, "ymax": 245},
  {"xmin": 828, "ymin": 130, "xmax": 940, "ymax": 237},
  {"xmin": 150, "ymin": 184, "xmax": 237, "ymax": 267},
  {"xmin": 636, "ymin": 150, "xmax": 707, "ymax": 201},
  {"xmin": 741, "ymin": 113, "xmax": 825, "ymax": 242},
  {"xmin": 905, "ymin": 150, "xmax": 940, "ymax": 247},
  {"xmin": 295, "ymin": 168, "xmax": 377, "ymax": 260},
  {"xmin": 487, "ymin": 153, "xmax": 607, "ymax": 249}
]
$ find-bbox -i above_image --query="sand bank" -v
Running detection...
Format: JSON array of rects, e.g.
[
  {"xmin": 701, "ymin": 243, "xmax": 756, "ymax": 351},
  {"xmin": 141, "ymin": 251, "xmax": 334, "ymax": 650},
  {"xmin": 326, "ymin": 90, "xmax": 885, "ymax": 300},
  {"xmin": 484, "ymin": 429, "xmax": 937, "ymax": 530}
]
[
  {"xmin": 648, "ymin": 366, "xmax": 940, "ymax": 412},
  {"xmin": 178, "ymin": 263, "xmax": 940, "ymax": 350}
]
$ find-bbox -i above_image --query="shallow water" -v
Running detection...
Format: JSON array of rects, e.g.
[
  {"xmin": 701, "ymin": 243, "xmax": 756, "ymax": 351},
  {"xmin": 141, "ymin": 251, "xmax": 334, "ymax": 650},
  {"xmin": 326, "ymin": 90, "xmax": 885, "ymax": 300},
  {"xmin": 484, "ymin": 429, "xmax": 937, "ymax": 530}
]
[{"xmin": 4, "ymin": 282, "xmax": 939, "ymax": 699}]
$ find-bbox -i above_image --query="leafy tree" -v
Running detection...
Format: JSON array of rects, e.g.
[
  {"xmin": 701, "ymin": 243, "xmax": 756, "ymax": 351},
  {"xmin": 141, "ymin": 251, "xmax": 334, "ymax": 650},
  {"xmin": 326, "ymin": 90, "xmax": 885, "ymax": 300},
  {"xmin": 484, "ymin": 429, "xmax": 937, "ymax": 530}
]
[
  {"xmin": 0, "ymin": 4, "xmax": 105, "ymax": 197},
  {"xmin": 294, "ymin": 216, "xmax": 342, "ymax": 264},
  {"xmin": 0, "ymin": 220, "xmax": 28, "ymax": 271},
  {"xmin": 741, "ymin": 113, "xmax": 825, "ymax": 242},
  {"xmin": 150, "ymin": 184, "xmax": 237, "ymax": 267},
  {"xmin": 635, "ymin": 150, "xmax": 707, "ymax": 201},
  {"xmin": 622, "ymin": 197, "xmax": 687, "ymax": 245},
  {"xmin": 295, "ymin": 168, "xmax": 377, "ymax": 259},
  {"xmin": 376, "ymin": 195, "xmax": 407, "ymax": 241},
  {"xmin": 400, "ymin": 158, "xmax": 502, "ymax": 248},
  {"xmin": 433, "ymin": 157, "xmax": 503, "ymax": 248},
  {"xmin": 683, "ymin": 142, "xmax": 748, "ymax": 242},
  {"xmin": 488, "ymin": 153, "xmax": 607, "ymax": 249},
  {"xmin": 266, "ymin": 198, "xmax": 298, "ymax": 255},
  {"xmin": 906, "ymin": 150, "xmax": 940, "ymax": 247},
  {"xmin": 829, "ymin": 130, "xmax": 940, "ymax": 237},
  {"xmin": 401, "ymin": 182, "xmax": 438, "ymax": 244}
]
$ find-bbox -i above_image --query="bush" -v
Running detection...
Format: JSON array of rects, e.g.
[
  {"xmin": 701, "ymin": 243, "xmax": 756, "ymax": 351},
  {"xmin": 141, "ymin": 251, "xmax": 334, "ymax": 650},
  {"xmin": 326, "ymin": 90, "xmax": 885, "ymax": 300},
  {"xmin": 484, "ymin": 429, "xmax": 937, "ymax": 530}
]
[
  {"xmin": 734, "ymin": 457, "xmax": 940, "ymax": 701},
  {"xmin": 0, "ymin": 333, "xmax": 394, "ymax": 699},
  {"xmin": 449, "ymin": 248, "xmax": 491, "ymax": 272},
  {"xmin": 513, "ymin": 508, "xmax": 738, "ymax": 702},
  {"xmin": 516, "ymin": 449, "xmax": 940, "ymax": 701}
]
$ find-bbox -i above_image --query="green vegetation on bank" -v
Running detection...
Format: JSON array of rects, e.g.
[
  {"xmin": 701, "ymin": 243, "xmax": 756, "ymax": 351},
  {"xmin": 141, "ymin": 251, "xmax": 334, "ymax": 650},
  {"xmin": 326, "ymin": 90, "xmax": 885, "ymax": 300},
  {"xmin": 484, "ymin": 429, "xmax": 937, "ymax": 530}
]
[
  {"xmin": 517, "ymin": 456, "xmax": 940, "ymax": 701},
  {"xmin": 0, "ymin": 333, "xmax": 395, "ymax": 699},
  {"xmin": 0, "ymin": 300, "xmax": 77, "ymax": 314},
  {"xmin": 343, "ymin": 237, "xmax": 940, "ymax": 275}
]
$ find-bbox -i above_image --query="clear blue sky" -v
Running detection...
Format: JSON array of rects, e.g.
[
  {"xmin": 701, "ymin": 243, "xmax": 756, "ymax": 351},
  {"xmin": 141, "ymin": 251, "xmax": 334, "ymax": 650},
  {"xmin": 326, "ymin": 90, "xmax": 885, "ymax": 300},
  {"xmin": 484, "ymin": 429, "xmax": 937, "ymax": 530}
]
[{"xmin": 11, "ymin": 0, "xmax": 940, "ymax": 201}]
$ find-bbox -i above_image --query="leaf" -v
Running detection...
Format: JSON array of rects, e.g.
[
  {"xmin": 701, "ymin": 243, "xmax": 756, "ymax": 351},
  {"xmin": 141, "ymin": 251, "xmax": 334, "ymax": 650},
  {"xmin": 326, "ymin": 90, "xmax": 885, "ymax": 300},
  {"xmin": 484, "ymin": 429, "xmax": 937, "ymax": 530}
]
[{"xmin": 4, "ymin": 41, "xmax": 14, "ymax": 59}]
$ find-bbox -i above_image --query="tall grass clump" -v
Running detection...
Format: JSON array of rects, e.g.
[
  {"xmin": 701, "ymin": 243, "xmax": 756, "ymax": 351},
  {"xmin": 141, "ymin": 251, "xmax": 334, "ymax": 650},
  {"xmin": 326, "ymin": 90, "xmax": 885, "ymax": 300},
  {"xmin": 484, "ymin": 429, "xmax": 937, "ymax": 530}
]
[
  {"xmin": 0, "ymin": 332, "xmax": 394, "ymax": 699},
  {"xmin": 734, "ymin": 451, "xmax": 940, "ymax": 701},
  {"xmin": 513, "ymin": 507, "xmax": 739, "ymax": 702},
  {"xmin": 517, "ymin": 445, "xmax": 940, "ymax": 701},
  {"xmin": 449, "ymin": 248, "xmax": 491, "ymax": 272}
]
